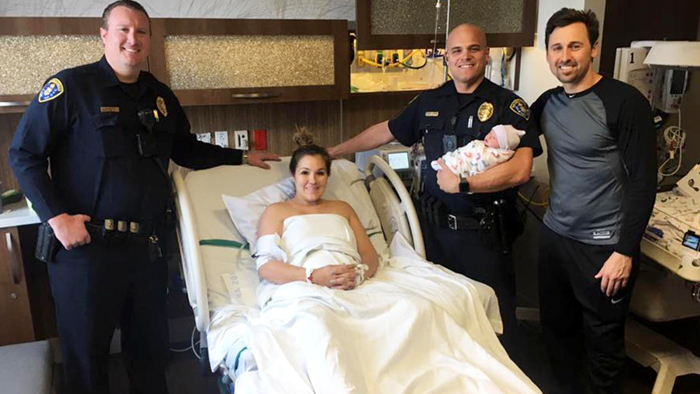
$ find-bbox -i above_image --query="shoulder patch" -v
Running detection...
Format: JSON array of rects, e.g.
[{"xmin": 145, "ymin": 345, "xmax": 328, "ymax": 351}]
[
  {"xmin": 38, "ymin": 78, "xmax": 64, "ymax": 103},
  {"xmin": 509, "ymin": 98, "xmax": 530, "ymax": 120}
]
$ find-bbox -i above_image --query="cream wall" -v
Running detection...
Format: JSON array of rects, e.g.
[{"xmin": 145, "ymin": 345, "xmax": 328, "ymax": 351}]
[{"xmin": 514, "ymin": 0, "xmax": 589, "ymax": 182}]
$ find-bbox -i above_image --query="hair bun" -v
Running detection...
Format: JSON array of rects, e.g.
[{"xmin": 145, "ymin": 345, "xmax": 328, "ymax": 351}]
[{"xmin": 292, "ymin": 126, "xmax": 316, "ymax": 147}]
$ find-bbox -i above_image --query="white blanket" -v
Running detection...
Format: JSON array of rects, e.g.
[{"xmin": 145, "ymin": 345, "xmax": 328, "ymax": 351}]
[{"xmin": 212, "ymin": 214, "xmax": 541, "ymax": 394}]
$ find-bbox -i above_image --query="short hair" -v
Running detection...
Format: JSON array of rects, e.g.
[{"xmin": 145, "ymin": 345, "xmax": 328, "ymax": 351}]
[
  {"xmin": 545, "ymin": 8, "xmax": 599, "ymax": 49},
  {"xmin": 101, "ymin": 1, "xmax": 150, "ymax": 30}
]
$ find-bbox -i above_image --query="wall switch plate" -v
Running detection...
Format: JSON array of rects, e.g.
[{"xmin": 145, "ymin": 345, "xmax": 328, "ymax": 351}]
[
  {"xmin": 214, "ymin": 131, "xmax": 229, "ymax": 148},
  {"xmin": 234, "ymin": 130, "xmax": 249, "ymax": 150},
  {"xmin": 196, "ymin": 132, "xmax": 211, "ymax": 143}
]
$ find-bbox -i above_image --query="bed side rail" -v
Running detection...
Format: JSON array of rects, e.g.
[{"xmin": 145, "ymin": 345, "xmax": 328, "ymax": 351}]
[
  {"xmin": 364, "ymin": 155, "xmax": 425, "ymax": 259},
  {"xmin": 172, "ymin": 169, "xmax": 210, "ymax": 332}
]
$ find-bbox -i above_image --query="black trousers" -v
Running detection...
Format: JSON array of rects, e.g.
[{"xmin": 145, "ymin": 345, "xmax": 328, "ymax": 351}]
[
  {"xmin": 538, "ymin": 224, "xmax": 637, "ymax": 394},
  {"xmin": 421, "ymin": 218, "xmax": 521, "ymax": 357},
  {"xmin": 48, "ymin": 241, "xmax": 169, "ymax": 394}
]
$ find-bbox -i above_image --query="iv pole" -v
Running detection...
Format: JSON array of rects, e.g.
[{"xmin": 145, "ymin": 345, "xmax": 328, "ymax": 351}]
[{"xmin": 443, "ymin": 0, "xmax": 451, "ymax": 82}]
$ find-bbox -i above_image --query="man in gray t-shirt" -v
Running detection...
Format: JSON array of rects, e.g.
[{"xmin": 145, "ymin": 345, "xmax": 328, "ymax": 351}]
[{"xmin": 532, "ymin": 8, "xmax": 656, "ymax": 394}]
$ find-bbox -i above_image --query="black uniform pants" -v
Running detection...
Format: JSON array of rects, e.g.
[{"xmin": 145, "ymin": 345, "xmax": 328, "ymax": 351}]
[
  {"xmin": 48, "ymin": 241, "xmax": 169, "ymax": 394},
  {"xmin": 538, "ymin": 224, "xmax": 637, "ymax": 394},
  {"xmin": 421, "ymin": 218, "xmax": 520, "ymax": 357}
]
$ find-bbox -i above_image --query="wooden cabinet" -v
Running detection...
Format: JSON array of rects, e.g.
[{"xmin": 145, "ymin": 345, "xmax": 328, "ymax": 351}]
[
  {"xmin": 150, "ymin": 19, "xmax": 349, "ymax": 106},
  {"xmin": 356, "ymin": 0, "xmax": 537, "ymax": 49},
  {"xmin": 0, "ymin": 17, "xmax": 103, "ymax": 114},
  {"xmin": 0, "ymin": 17, "xmax": 349, "ymax": 111},
  {"xmin": 0, "ymin": 226, "xmax": 35, "ymax": 345}
]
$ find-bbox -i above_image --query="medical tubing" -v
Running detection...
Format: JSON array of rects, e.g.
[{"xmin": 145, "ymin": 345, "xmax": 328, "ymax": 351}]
[
  {"xmin": 517, "ymin": 183, "xmax": 549, "ymax": 207},
  {"xmin": 658, "ymin": 108, "xmax": 686, "ymax": 178},
  {"xmin": 169, "ymin": 325, "xmax": 200, "ymax": 353},
  {"xmin": 192, "ymin": 324, "xmax": 201, "ymax": 360}
]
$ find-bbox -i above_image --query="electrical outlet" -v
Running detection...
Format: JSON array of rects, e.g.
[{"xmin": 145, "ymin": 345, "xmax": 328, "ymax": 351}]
[
  {"xmin": 214, "ymin": 131, "xmax": 229, "ymax": 148},
  {"xmin": 234, "ymin": 130, "xmax": 249, "ymax": 150},
  {"xmin": 196, "ymin": 132, "xmax": 211, "ymax": 143}
]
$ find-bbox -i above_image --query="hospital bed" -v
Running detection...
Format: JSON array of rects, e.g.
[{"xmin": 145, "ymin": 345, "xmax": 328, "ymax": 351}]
[{"xmin": 171, "ymin": 156, "xmax": 536, "ymax": 393}]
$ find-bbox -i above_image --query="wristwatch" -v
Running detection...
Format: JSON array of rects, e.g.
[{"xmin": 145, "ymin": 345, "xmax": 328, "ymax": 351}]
[
  {"xmin": 242, "ymin": 152, "xmax": 249, "ymax": 165},
  {"xmin": 459, "ymin": 176, "xmax": 470, "ymax": 193}
]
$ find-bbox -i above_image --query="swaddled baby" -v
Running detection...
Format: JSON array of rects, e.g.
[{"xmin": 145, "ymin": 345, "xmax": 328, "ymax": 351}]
[{"xmin": 431, "ymin": 124, "xmax": 526, "ymax": 177}]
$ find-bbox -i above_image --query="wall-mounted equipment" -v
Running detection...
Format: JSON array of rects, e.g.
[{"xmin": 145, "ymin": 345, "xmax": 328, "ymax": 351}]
[
  {"xmin": 615, "ymin": 41, "xmax": 700, "ymax": 113},
  {"xmin": 615, "ymin": 41, "xmax": 700, "ymax": 181}
]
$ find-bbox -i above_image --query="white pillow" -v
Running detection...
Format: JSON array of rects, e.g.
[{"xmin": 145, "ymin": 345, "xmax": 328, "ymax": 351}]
[{"xmin": 222, "ymin": 177, "xmax": 295, "ymax": 254}]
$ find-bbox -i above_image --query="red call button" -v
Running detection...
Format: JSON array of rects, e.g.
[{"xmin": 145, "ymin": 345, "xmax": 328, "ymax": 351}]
[{"xmin": 253, "ymin": 129, "xmax": 267, "ymax": 150}]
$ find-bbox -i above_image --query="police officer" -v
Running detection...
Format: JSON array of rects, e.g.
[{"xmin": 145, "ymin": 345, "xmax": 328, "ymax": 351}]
[
  {"xmin": 328, "ymin": 23, "xmax": 542, "ymax": 357},
  {"xmin": 9, "ymin": 1, "xmax": 279, "ymax": 393}
]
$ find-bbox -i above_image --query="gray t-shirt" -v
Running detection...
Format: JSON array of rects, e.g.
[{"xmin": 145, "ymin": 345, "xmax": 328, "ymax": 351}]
[{"xmin": 532, "ymin": 77, "xmax": 656, "ymax": 256}]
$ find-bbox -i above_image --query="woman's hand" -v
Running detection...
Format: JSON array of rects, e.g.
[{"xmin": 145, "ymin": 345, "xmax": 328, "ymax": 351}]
[{"xmin": 311, "ymin": 265, "xmax": 357, "ymax": 290}]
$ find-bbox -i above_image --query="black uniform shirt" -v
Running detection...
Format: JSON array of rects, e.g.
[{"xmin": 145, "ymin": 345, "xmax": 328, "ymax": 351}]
[
  {"xmin": 9, "ymin": 56, "xmax": 243, "ymax": 223},
  {"xmin": 388, "ymin": 78, "xmax": 542, "ymax": 214}
]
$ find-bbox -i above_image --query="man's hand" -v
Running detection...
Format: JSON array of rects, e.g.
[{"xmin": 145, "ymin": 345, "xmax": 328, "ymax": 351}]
[
  {"xmin": 247, "ymin": 152, "xmax": 281, "ymax": 169},
  {"xmin": 48, "ymin": 213, "xmax": 91, "ymax": 250},
  {"xmin": 327, "ymin": 146, "xmax": 340, "ymax": 159},
  {"xmin": 436, "ymin": 159, "xmax": 460, "ymax": 194},
  {"xmin": 594, "ymin": 252, "xmax": 633, "ymax": 297}
]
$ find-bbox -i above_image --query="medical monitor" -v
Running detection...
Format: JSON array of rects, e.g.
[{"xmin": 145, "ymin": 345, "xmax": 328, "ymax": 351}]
[{"xmin": 387, "ymin": 151, "xmax": 410, "ymax": 171}]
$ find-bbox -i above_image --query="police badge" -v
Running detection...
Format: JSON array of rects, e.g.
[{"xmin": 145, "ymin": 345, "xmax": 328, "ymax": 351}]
[
  {"xmin": 477, "ymin": 102, "xmax": 494, "ymax": 122},
  {"xmin": 156, "ymin": 96, "xmax": 168, "ymax": 117}
]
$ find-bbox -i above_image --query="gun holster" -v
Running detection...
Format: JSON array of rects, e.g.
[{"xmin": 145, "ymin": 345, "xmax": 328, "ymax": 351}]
[
  {"xmin": 35, "ymin": 222, "xmax": 60, "ymax": 263},
  {"xmin": 487, "ymin": 199, "xmax": 525, "ymax": 255}
]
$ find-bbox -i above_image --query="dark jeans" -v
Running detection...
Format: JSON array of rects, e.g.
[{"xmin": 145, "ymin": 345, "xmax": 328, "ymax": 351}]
[
  {"xmin": 48, "ymin": 242, "xmax": 169, "ymax": 394},
  {"xmin": 539, "ymin": 224, "xmax": 638, "ymax": 394}
]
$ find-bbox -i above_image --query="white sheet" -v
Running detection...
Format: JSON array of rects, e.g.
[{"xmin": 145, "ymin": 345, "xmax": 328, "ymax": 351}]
[
  {"xmin": 205, "ymin": 235, "xmax": 504, "ymax": 371},
  {"xmin": 208, "ymin": 215, "xmax": 538, "ymax": 393},
  {"xmin": 243, "ymin": 249, "xmax": 537, "ymax": 392}
]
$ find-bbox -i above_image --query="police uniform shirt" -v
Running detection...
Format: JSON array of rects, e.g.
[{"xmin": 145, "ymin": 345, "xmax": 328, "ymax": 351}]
[
  {"xmin": 10, "ymin": 56, "xmax": 243, "ymax": 224},
  {"xmin": 388, "ymin": 78, "xmax": 542, "ymax": 214}
]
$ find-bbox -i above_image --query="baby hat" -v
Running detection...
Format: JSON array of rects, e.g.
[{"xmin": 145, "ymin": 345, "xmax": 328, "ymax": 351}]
[{"xmin": 493, "ymin": 125, "xmax": 526, "ymax": 150}]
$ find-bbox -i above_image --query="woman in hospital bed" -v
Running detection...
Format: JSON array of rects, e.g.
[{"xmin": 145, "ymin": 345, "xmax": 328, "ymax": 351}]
[{"xmin": 242, "ymin": 131, "xmax": 541, "ymax": 394}]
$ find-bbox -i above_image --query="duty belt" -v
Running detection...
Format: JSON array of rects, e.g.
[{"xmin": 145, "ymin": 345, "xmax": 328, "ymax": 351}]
[
  {"xmin": 86, "ymin": 219, "xmax": 159, "ymax": 241},
  {"xmin": 446, "ymin": 207, "xmax": 492, "ymax": 231},
  {"xmin": 418, "ymin": 193, "xmax": 490, "ymax": 231},
  {"xmin": 87, "ymin": 219, "xmax": 164, "ymax": 259},
  {"xmin": 446, "ymin": 214, "xmax": 481, "ymax": 231}
]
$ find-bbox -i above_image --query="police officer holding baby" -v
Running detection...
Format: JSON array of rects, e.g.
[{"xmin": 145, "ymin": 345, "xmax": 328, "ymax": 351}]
[{"xmin": 328, "ymin": 23, "xmax": 541, "ymax": 360}]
